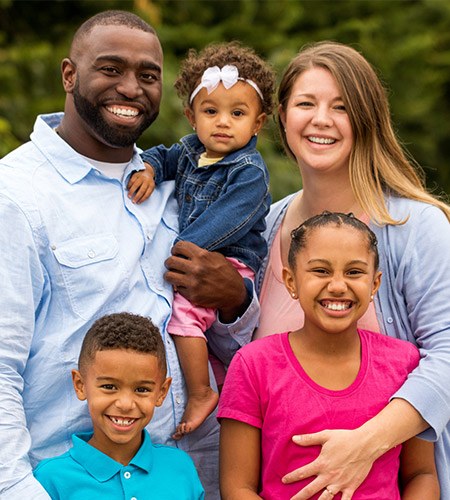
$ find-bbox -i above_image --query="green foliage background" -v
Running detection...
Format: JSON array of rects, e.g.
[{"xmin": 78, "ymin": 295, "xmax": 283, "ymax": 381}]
[{"xmin": 1, "ymin": 0, "xmax": 449, "ymax": 201}]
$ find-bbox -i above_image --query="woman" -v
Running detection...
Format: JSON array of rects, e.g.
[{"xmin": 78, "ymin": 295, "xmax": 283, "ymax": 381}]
[{"xmin": 253, "ymin": 41, "xmax": 450, "ymax": 499}]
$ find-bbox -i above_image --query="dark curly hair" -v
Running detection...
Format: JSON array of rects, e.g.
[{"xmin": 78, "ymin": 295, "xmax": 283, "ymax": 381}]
[
  {"xmin": 78, "ymin": 312, "xmax": 166, "ymax": 376},
  {"xmin": 288, "ymin": 211, "xmax": 379, "ymax": 271},
  {"xmin": 174, "ymin": 41, "xmax": 276, "ymax": 115}
]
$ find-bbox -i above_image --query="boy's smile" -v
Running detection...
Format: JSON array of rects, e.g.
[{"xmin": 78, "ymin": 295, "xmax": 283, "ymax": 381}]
[{"xmin": 72, "ymin": 348, "xmax": 170, "ymax": 465}]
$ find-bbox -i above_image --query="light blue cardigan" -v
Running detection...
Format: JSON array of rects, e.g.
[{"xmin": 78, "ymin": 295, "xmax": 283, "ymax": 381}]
[{"xmin": 257, "ymin": 192, "xmax": 450, "ymax": 498}]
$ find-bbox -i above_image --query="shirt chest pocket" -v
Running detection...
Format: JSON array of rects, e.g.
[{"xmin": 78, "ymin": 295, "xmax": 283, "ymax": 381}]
[
  {"xmin": 182, "ymin": 179, "xmax": 223, "ymax": 224},
  {"xmin": 51, "ymin": 233, "xmax": 129, "ymax": 320}
]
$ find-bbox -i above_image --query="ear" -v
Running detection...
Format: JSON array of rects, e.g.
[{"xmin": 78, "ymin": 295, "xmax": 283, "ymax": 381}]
[
  {"xmin": 184, "ymin": 107, "xmax": 196, "ymax": 129},
  {"xmin": 61, "ymin": 58, "xmax": 77, "ymax": 94},
  {"xmin": 282, "ymin": 266, "xmax": 298, "ymax": 300},
  {"xmin": 156, "ymin": 377, "xmax": 172, "ymax": 407},
  {"xmin": 252, "ymin": 112, "xmax": 267, "ymax": 135},
  {"xmin": 371, "ymin": 271, "xmax": 382, "ymax": 300},
  {"xmin": 72, "ymin": 369, "xmax": 87, "ymax": 401},
  {"xmin": 278, "ymin": 104, "xmax": 286, "ymax": 129}
]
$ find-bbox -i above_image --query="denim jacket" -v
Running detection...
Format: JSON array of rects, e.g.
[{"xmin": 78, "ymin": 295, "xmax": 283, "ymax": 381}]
[{"xmin": 141, "ymin": 134, "xmax": 271, "ymax": 272}]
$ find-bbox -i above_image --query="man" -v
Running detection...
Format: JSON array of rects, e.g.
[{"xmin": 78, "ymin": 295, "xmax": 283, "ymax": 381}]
[{"xmin": 0, "ymin": 11, "xmax": 257, "ymax": 498}]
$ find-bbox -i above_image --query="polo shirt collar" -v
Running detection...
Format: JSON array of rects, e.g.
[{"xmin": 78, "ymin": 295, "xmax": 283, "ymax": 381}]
[{"xmin": 70, "ymin": 430, "xmax": 154, "ymax": 482}]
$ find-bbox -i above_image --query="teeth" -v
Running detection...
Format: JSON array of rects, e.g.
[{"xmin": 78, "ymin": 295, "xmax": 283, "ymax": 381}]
[
  {"xmin": 107, "ymin": 107, "xmax": 139, "ymax": 117},
  {"xmin": 309, "ymin": 136, "xmax": 335, "ymax": 145},
  {"xmin": 322, "ymin": 301, "xmax": 351, "ymax": 311},
  {"xmin": 109, "ymin": 416, "xmax": 136, "ymax": 426}
]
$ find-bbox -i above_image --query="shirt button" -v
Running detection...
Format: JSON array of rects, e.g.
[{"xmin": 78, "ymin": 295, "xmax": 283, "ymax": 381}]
[
  {"xmin": 131, "ymin": 497, "xmax": 137, "ymax": 500},
  {"xmin": 175, "ymin": 395, "xmax": 181, "ymax": 404},
  {"xmin": 387, "ymin": 317, "xmax": 394, "ymax": 324},
  {"xmin": 87, "ymin": 250, "xmax": 96, "ymax": 259},
  {"xmin": 51, "ymin": 244, "xmax": 56, "ymax": 250},
  {"xmin": 124, "ymin": 471, "xmax": 131, "ymax": 479}
]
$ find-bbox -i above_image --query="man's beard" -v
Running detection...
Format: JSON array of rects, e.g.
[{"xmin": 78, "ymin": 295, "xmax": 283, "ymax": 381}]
[{"xmin": 73, "ymin": 82, "xmax": 159, "ymax": 148}]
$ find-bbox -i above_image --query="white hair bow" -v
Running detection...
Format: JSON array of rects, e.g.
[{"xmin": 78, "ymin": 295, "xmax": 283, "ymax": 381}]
[{"xmin": 189, "ymin": 65, "xmax": 263, "ymax": 104}]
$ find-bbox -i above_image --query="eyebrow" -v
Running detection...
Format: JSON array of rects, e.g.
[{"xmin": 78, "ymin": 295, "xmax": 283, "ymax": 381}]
[
  {"xmin": 293, "ymin": 93, "xmax": 343, "ymax": 102},
  {"xmin": 200, "ymin": 98, "xmax": 251, "ymax": 107},
  {"xmin": 95, "ymin": 55, "xmax": 162, "ymax": 73},
  {"xmin": 96, "ymin": 376, "xmax": 156, "ymax": 385},
  {"xmin": 307, "ymin": 258, "xmax": 368, "ymax": 266}
]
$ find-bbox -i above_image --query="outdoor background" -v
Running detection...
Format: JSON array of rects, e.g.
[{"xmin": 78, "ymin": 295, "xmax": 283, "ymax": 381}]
[{"xmin": 1, "ymin": 0, "xmax": 449, "ymax": 201}]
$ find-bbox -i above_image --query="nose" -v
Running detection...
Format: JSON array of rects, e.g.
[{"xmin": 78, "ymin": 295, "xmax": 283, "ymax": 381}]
[
  {"xmin": 115, "ymin": 391, "xmax": 136, "ymax": 411},
  {"xmin": 116, "ymin": 72, "xmax": 144, "ymax": 99},
  {"xmin": 327, "ymin": 274, "xmax": 347, "ymax": 294},
  {"xmin": 311, "ymin": 104, "xmax": 333, "ymax": 128},
  {"xmin": 216, "ymin": 112, "xmax": 231, "ymax": 127}
]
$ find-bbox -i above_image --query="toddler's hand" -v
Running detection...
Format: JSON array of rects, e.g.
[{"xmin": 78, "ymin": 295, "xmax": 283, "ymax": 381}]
[{"xmin": 127, "ymin": 162, "xmax": 155, "ymax": 204}]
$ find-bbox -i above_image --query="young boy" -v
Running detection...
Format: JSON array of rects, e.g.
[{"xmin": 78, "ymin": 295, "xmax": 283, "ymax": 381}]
[{"xmin": 34, "ymin": 312, "xmax": 205, "ymax": 499}]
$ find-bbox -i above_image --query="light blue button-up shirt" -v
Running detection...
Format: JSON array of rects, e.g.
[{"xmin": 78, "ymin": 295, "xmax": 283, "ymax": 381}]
[{"xmin": 0, "ymin": 114, "xmax": 258, "ymax": 499}]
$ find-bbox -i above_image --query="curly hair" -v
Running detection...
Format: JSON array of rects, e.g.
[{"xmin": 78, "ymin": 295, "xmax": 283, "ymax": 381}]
[
  {"xmin": 174, "ymin": 41, "xmax": 276, "ymax": 115},
  {"xmin": 288, "ymin": 211, "xmax": 379, "ymax": 271},
  {"xmin": 78, "ymin": 312, "xmax": 166, "ymax": 376}
]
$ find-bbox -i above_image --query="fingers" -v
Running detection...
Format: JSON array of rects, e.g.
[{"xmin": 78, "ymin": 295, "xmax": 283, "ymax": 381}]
[
  {"xmin": 292, "ymin": 432, "xmax": 328, "ymax": 447},
  {"xmin": 170, "ymin": 240, "xmax": 204, "ymax": 258},
  {"xmin": 127, "ymin": 170, "xmax": 155, "ymax": 204}
]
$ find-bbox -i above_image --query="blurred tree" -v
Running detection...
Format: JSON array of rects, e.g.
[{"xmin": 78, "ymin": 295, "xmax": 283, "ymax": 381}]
[{"xmin": 0, "ymin": 0, "xmax": 448, "ymax": 200}]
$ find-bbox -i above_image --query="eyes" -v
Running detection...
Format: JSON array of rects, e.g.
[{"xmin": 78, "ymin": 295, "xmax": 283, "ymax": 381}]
[
  {"xmin": 99, "ymin": 65, "xmax": 159, "ymax": 83},
  {"xmin": 202, "ymin": 108, "xmax": 246, "ymax": 117},
  {"xmin": 310, "ymin": 267, "xmax": 365, "ymax": 277},
  {"xmin": 295, "ymin": 100, "xmax": 347, "ymax": 112},
  {"xmin": 100, "ymin": 384, "xmax": 151, "ymax": 393}
]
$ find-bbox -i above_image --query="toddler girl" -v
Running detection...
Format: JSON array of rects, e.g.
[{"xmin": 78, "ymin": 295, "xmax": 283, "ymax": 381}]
[{"xmin": 128, "ymin": 42, "xmax": 276, "ymax": 439}]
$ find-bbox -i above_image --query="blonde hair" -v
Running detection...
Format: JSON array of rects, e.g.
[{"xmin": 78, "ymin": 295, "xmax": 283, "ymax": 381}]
[{"xmin": 278, "ymin": 41, "xmax": 450, "ymax": 225}]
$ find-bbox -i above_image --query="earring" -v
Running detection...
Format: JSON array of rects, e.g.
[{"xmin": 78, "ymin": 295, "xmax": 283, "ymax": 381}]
[
  {"xmin": 291, "ymin": 292, "xmax": 297, "ymax": 299},
  {"xmin": 370, "ymin": 295, "xmax": 374, "ymax": 301}
]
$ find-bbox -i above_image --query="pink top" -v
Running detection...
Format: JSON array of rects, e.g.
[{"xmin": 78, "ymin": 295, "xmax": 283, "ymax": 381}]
[
  {"xmin": 218, "ymin": 330, "xmax": 420, "ymax": 500},
  {"xmin": 254, "ymin": 225, "xmax": 380, "ymax": 339}
]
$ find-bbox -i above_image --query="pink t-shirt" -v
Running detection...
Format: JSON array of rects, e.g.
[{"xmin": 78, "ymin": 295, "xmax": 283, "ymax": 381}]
[
  {"xmin": 254, "ymin": 226, "xmax": 380, "ymax": 339},
  {"xmin": 218, "ymin": 330, "xmax": 420, "ymax": 499}
]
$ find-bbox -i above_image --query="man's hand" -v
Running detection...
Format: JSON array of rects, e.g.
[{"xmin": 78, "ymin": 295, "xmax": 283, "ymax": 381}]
[
  {"xmin": 127, "ymin": 162, "xmax": 155, "ymax": 204},
  {"xmin": 164, "ymin": 241, "xmax": 250, "ymax": 323}
]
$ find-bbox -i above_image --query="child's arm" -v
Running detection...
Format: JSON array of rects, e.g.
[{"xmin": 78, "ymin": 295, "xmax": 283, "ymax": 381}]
[
  {"xmin": 400, "ymin": 437, "xmax": 439, "ymax": 499},
  {"xmin": 219, "ymin": 418, "xmax": 262, "ymax": 499},
  {"xmin": 129, "ymin": 142, "xmax": 183, "ymax": 204},
  {"xmin": 127, "ymin": 162, "xmax": 155, "ymax": 204}
]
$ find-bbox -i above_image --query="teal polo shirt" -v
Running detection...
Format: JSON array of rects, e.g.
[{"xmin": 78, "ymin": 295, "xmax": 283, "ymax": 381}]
[{"xmin": 34, "ymin": 430, "xmax": 204, "ymax": 499}]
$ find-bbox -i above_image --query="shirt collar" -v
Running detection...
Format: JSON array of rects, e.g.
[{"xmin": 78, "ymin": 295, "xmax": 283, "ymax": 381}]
[
  {"xmin": 70, "ymin": 430, "xmax": 154, "ymax": 482},
  {"xmin": 32, "ymin": 113, "xmax": 144, "ymax": 185}
]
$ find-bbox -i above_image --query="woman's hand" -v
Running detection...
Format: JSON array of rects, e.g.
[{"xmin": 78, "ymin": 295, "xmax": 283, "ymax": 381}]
[
  {"xmin": 283, "ymin": 429, "xmax": 378, "ymax": 500},
  {"xmin": 284, "ymin": 399, "xmax": 428, "ymax": 500},
  {"xmin": 164, "ymin": 241, "xmax": 249, "ymax": 322}
]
